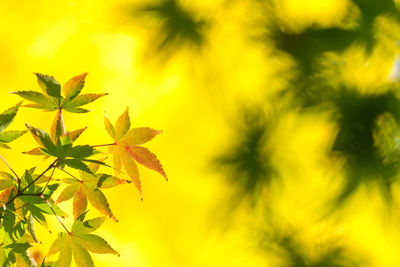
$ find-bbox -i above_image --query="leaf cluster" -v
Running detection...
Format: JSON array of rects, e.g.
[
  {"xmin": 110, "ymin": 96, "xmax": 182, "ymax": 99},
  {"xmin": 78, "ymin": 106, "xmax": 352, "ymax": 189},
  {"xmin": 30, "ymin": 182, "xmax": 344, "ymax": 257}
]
[{"xmin": 0, "ymin": 73, "xmax": 166, "ymax": 266}]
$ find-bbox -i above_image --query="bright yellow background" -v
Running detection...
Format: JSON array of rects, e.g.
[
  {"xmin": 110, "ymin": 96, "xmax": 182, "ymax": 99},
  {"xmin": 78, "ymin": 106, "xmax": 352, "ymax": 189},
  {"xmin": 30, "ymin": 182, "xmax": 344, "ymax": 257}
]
[{"xmin": 0, "ymin": 0, "xmax": 399, "ymax": 266}]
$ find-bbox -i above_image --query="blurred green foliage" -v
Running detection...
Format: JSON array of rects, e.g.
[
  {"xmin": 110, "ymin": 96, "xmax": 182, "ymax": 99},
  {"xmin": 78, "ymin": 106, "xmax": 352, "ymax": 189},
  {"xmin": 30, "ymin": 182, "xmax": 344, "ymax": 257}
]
[{"xmin": 134, "ymin": 0, "xmax": 400, "ymax": 265}]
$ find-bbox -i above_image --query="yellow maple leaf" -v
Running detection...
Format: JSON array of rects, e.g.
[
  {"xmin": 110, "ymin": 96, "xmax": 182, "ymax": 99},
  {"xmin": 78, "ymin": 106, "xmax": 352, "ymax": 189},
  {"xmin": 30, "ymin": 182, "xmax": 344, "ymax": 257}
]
[{"xmin": 104, "ymin": 108, "xmax": 166, "ymax": 199}]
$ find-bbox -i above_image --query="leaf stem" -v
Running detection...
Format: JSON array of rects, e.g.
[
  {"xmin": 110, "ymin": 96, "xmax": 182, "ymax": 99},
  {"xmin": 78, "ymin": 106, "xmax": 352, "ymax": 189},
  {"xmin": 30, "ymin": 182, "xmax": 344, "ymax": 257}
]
[
  {"xmin": 59, "ymin": 108, "xmax": 66, "ymax": 135},
  {"xmin": 40, "ymin": 194, "xmax": 70, "ymax": 234},
  {"xmin": 57, "ymin": 167, "xmax": 81, "ymax": 182},
  {"xmin": 91, "ymin": 143, "xmax": 116, "ymax": 148}
]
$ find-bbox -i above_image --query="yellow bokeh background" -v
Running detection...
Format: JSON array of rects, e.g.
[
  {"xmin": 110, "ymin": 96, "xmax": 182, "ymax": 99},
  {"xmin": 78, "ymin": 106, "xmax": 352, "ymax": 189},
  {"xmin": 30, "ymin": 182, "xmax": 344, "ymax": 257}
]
[{"xmin": 0, "ymin": 0, "xmax": 399, "ymax": 266}]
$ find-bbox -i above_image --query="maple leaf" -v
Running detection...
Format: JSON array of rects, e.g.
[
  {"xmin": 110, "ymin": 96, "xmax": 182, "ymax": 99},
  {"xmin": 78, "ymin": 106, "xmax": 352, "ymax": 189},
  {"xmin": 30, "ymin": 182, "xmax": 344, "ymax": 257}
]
[
  {"xmin": 56, "ymin": 161, "xmax": 129, "ymax": 221},
  {"xmin": 23, "ymin": 111, "xmax": 98, "ymax": 173},
  {"xmin": 104, "ymin": 108, "xmax": 166, "ymax": 199},
  {"xmin": 11, "ymin": 73, "xmax": 107, "ymax": 113},
  {"xmin": 47, "ymin": 214, "xmax": 119, "ymax": 267},
  {"xmin": 0, "ymin": 102, "xmax": 27, "ymax": 149}
]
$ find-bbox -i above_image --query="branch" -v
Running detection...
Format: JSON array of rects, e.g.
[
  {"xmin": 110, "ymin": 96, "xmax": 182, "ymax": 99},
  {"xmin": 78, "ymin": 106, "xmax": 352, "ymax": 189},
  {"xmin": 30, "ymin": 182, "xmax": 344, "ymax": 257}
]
[{"xmin": 6, "ymin": 159, "xmax": 58, "ymax": 205}]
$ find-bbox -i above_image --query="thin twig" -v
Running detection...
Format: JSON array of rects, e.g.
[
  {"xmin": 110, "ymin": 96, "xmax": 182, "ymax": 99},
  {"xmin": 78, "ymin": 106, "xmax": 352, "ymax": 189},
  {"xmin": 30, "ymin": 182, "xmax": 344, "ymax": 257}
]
[
  {"xmin": 14, "ymin": 203, "xmax": 30, "ymax": 211},
  {"xmin": 21, "ymin": 159, "xmax": 58, "ymax": 194},
  {"xmin": 0, "ymin": 154, "xmax": 20, "ymax": 184},
  {"xmin": 41, "ymin": 166, "xmax": 56, "ymax": 193},
  {"xmin": 19, "ymin": 193, "xmax": 41, "ymax": 196}
]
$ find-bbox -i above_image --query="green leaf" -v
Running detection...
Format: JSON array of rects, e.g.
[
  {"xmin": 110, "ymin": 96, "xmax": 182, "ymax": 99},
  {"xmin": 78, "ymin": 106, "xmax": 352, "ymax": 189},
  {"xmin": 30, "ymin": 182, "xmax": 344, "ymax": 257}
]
[
  {"xmin": 0, "ymin": 171, "xmax": 15, "ymax": 181},
  {"xmin": 77, "ymin": 234, "xmax": 119, "ymax": 255},
  {"xmin": 10, "ymin": 91, "xmax": 56, "ymax": 108},
  {"xmin": 63, "ymin": 107, "xmax": 91, "ymax": 113},
  {"xmin": 63, "ymin": 94, "xmax": 108, "ymax": 109},
  {"xmin": 0, "ymin": 102, "xmax": 22, "ymax": 133},
  {"xmin": 47, "ymin": 234, "xmax": 63, "ymax": 256},
  {"xmin": 29, "ymin": 206, "xmax": 49, "ymax": 228},
  {"xmin": 0, "ymin": 130, "xmax": 27, "ymax": 143},
  {"xmin": 22, "ymin": 103, "xmax": 57, "ymax": 110},
  {"xmin": 0, "ymin": 143, "xmax": 11, "ymax": 149},
  {"xmin": 81, "ymin": 217, "xmax": 106, "ymax": 234},
  {"xmin": 28, "ymin": 213, "xmax": 39, "ymax": 243},
  {"xmin": 5, "ymin": 242, "xmax": 31, "ymax": 253},
  {"xmin": 25, "ymin": 124, "xmax": 58, "ymax": 155},
  {"xmin": 51, "ymin": 217, "xmax": 119, "ymax": 266},
  {"xmin": 65, "ymin": 159, "xmax": 92, "ymax": 173},
  {"xmin": 34, "ymin": 73, "xmax": 61, "ymax": 98},
  {"xmin": 82, "ymin": 184, "xmax": 117, "ymax": 221},
  {"xmin": 71, "ymin": 239, "xmax": 95, "ymax": 267},
  {"xmin": 51, "ymin": 110, "xmax": 64, "ymax": 143},
  {"xmin": 57, "ymin": 235, "xmax": 72, "ymax": 267},
  {"xmin": 35, "ymin": 201, "xmax": 67, "ymax": 217},
  {"xmin": 66, "ymin": 145, "xmax": 96, "ymax": 159},
  {"xmin": 63, "ymin": 73, "xmax": 88, "ymax": 100},
  {"xmin": 97, "ymin": 174, "xmax": 131, "ymax": 189}
]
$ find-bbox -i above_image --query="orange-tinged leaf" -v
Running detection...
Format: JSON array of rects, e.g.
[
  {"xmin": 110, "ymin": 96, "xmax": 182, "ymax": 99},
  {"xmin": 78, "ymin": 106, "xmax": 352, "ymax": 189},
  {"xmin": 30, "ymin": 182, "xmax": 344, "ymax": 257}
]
[
  {"xmin": 125, "ymin": 145, "xmax": 167, "ymax": 180},
  {"xmin": 68, "ymin": 127, "xmax": 87, "ymax": 142},
  {"xmin": 104, "ymin": 112, "xmax": 115, "ymax": 139},
  {"xmin": 110, "ymin": 146, "xmax": 122, "ymax": 176},
  {"xmin": 115, "ymin": 107, "xmax": 130, "ymax": 139},
  {"xmin": 0, "ymin": 186, "xmax": 16, "ymax": 203},
  {"xmin": 63, "ymin": 72, "xmax": 88, "ymax": 100},
  {"xmin": 120, "ymin": 152, "xmax": 142, "ymax": 199},
  {"xmin": 73, "ymin": 188, "xmax": 87, "ymax": 219},
  {"xmin": 22, "ymin": 147, "xmax": 44, "ymax": 155},
  {"xmin": 122, "ymin": 127, "xmax": 162, "ymax": 145},
  {"xmin": 87, "ymin": 159, "xmax": 105, "ymax": 174}
]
